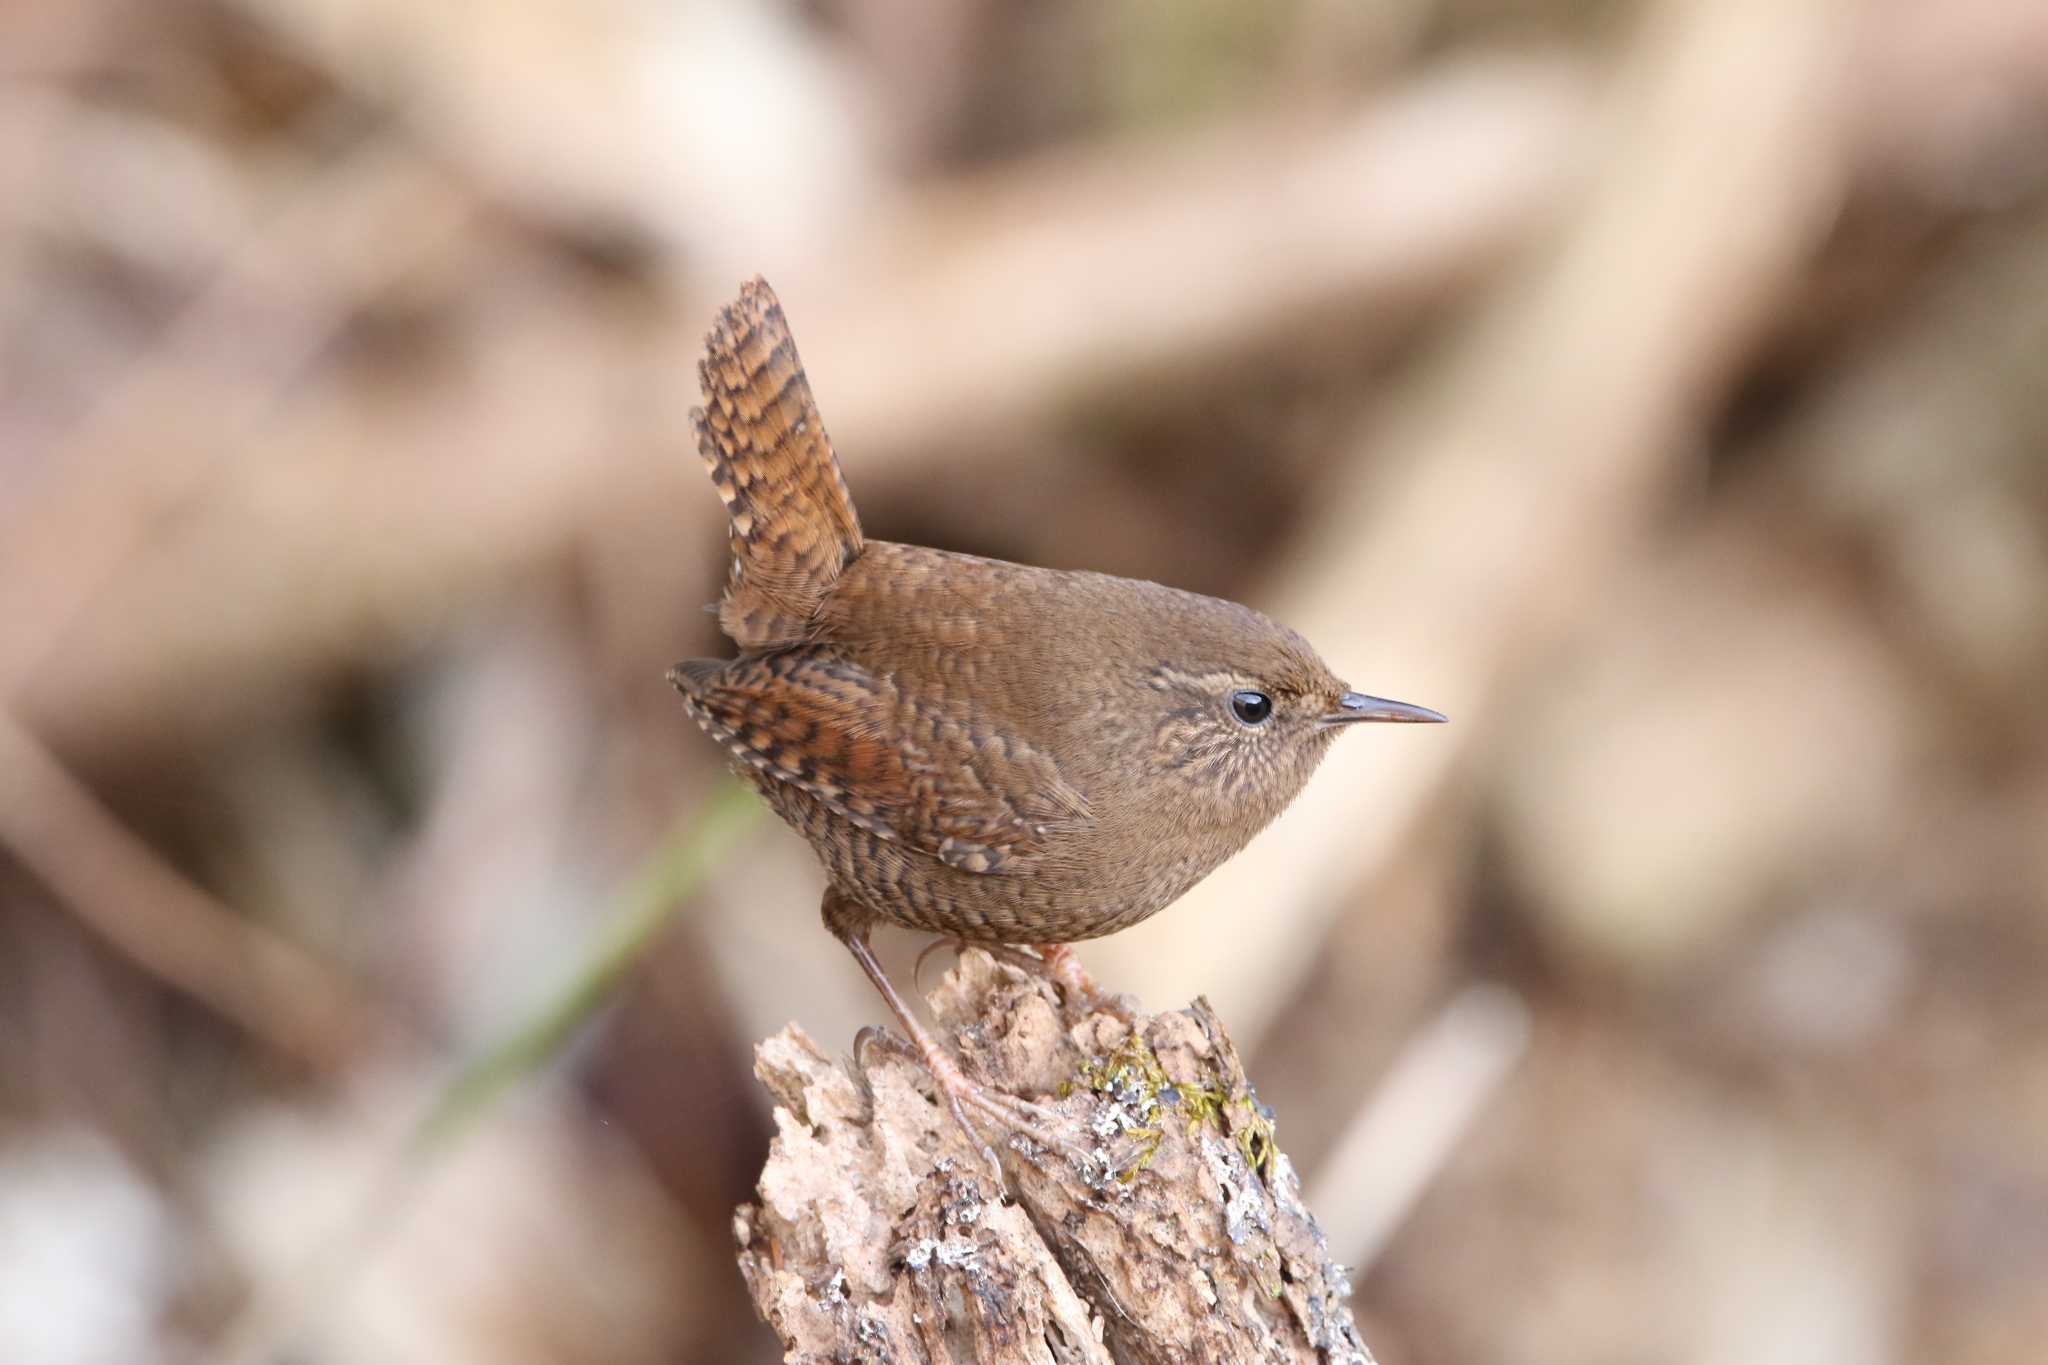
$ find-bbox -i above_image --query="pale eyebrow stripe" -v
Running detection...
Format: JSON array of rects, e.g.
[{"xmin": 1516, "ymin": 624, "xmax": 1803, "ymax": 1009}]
[{"xmin": 1147, "ymin": 665, "xmax": 1245, "ymax": 693}]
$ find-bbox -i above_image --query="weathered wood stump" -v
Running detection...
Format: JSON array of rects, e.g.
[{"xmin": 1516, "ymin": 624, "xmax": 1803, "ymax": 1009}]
[{"xmin": 736, "ymin": 951, "xmax": 1379, "ymax": 1363}]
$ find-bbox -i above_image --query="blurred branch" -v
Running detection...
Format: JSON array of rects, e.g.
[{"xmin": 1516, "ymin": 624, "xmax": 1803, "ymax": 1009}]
[
  {"xmin": 739, "ymin": 953, "xmax": 1377, "ymax": 1363},
  {"xmin": 19, "ymin": 1, "xmax": 2042, "ymax": 764},
  {"xmin": 0, "ymin": 137, "xmax": 470, "ymax": 698},
  {"xmin": 13, "ymin": 54, "xmax": 1592, "ymax": 759},
  {"xmin": 797, "ymin": 52, "xmax": 1591, "ymax": 455},
  {"xmin": 0, "ymin": 710, "xmax": 385, "ymax": 1073},
  {"xmin": 0, "ymin": 132, "xmax": 462, "ymax": 1080},
  {"xmin": 1307, "ymin": 984, "xmax": 1530, "ymax": 1272},
  {"xmin": 1110, "ymin": 0, "xmax": 1864, "ymax": 1044}
]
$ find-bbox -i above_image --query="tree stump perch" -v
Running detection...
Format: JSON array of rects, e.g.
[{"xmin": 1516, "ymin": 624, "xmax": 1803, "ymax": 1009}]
[{"xmin": 735, "ymin": 951, "xmax": 1380, "ymax": 1363}]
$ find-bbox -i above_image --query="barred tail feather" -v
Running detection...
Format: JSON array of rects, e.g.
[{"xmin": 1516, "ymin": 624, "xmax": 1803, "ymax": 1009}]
[{"xmin": 694, "ymin": 277, "xmax": 864, "ymax": 650}]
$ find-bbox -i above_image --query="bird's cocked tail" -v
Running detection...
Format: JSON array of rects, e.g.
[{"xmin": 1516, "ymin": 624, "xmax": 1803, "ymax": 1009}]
[{"xmin": 694, "ymin": 278, "xmax": 864, "ymax": 650}]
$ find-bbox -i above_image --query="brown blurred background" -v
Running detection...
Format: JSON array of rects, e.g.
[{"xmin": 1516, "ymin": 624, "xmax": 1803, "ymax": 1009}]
[{"xmin": 3, "ymin": 0, "xmax": 2047, "ymax": 1361}]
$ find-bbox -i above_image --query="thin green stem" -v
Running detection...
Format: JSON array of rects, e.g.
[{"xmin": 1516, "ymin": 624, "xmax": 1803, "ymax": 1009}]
[{"xmin": 409, "ymin": 781, "xmax": 763, "ymax": 1153}]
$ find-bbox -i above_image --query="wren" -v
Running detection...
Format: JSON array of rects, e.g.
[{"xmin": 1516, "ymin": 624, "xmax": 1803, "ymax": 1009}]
[{"xmin": 670, "ymin": 278, "xmax": 1442, "ymax": 1151}]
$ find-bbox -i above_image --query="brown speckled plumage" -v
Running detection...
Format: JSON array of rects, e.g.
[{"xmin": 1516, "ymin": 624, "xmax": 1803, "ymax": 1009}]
[{"xmin": 670, "ymin": 279, "xmax": 1441, "ymax": 1136}]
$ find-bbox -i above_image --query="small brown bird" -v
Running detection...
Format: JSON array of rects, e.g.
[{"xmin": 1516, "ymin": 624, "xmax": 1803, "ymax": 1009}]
[{"xmin": 671, "ymin": 278, "xmax": 1441, "ymax": 1147}]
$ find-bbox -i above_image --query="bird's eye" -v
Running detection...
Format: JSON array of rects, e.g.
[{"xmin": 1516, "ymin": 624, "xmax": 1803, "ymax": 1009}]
[{"xmin": 1229, "ymin": 689, "xmax": 1274, "ymax": 726}]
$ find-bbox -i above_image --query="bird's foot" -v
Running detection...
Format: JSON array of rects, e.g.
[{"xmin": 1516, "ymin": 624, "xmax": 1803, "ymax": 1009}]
[
  {"xmin": 855, "ymin": 1025, "xmax": 1003, "ymax": 1182},
  {"xmin": 853, "ymin": 1022, "xmax": 1100, "ymax": 1184},
  {"xmin": 1032, "ymin": 943, "xmax": 1137, "ymax": 1024}
]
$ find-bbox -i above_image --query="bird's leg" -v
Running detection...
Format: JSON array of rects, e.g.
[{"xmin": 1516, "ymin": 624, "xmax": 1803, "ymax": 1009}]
[
  {"xmin": 824, "ymin": 893, "xmax": 1095, "ymax": 1176},
  {"xmin": 840, "ymin": 930, "xmax": 1101, "ymax": 1169}
]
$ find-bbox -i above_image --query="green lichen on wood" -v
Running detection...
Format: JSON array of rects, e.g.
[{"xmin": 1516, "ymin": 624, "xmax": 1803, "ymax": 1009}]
[{"xmin": 1066, "ymin": 1030, "xmax": 1279, "ymax": 1186}]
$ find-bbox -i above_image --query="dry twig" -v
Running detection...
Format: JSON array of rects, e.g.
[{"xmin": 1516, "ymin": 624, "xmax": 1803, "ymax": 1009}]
[{"xmin": 0, "ymin": 711, "xmax": 384, "ymax": 1073}]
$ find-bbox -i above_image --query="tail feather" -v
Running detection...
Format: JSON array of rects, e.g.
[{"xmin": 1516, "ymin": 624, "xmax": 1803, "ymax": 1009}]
[{"xmin": 694, "ymin": 277, "xmax": 864, "ymax": 650}]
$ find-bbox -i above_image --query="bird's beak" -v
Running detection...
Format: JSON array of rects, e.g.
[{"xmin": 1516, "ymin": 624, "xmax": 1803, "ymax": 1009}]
[{"xmin": 1322, "ymin": 691, "xmax": 1447, "ymax": 726}]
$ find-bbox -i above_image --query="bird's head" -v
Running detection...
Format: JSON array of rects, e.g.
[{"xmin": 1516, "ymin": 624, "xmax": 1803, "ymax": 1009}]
[{"xmin": 1114, "ymin": 588, "xmax": 1443, "ymax": 842}]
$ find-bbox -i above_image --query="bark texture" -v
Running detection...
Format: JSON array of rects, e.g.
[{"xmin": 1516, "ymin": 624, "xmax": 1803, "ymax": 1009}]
[{"xmin": 736, "ymin": 951, "xmax": 1378, "ymax": 1363}]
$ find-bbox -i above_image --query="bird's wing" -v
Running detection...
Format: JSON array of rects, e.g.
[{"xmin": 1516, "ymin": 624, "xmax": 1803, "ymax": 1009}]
[
  {"xmin": 669, "ymin": 653, "xmax": 1090, "ymax": 874},
  {"xmin": 694, "ymin": 278, "xmax": 864, "ymax": 650}
]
